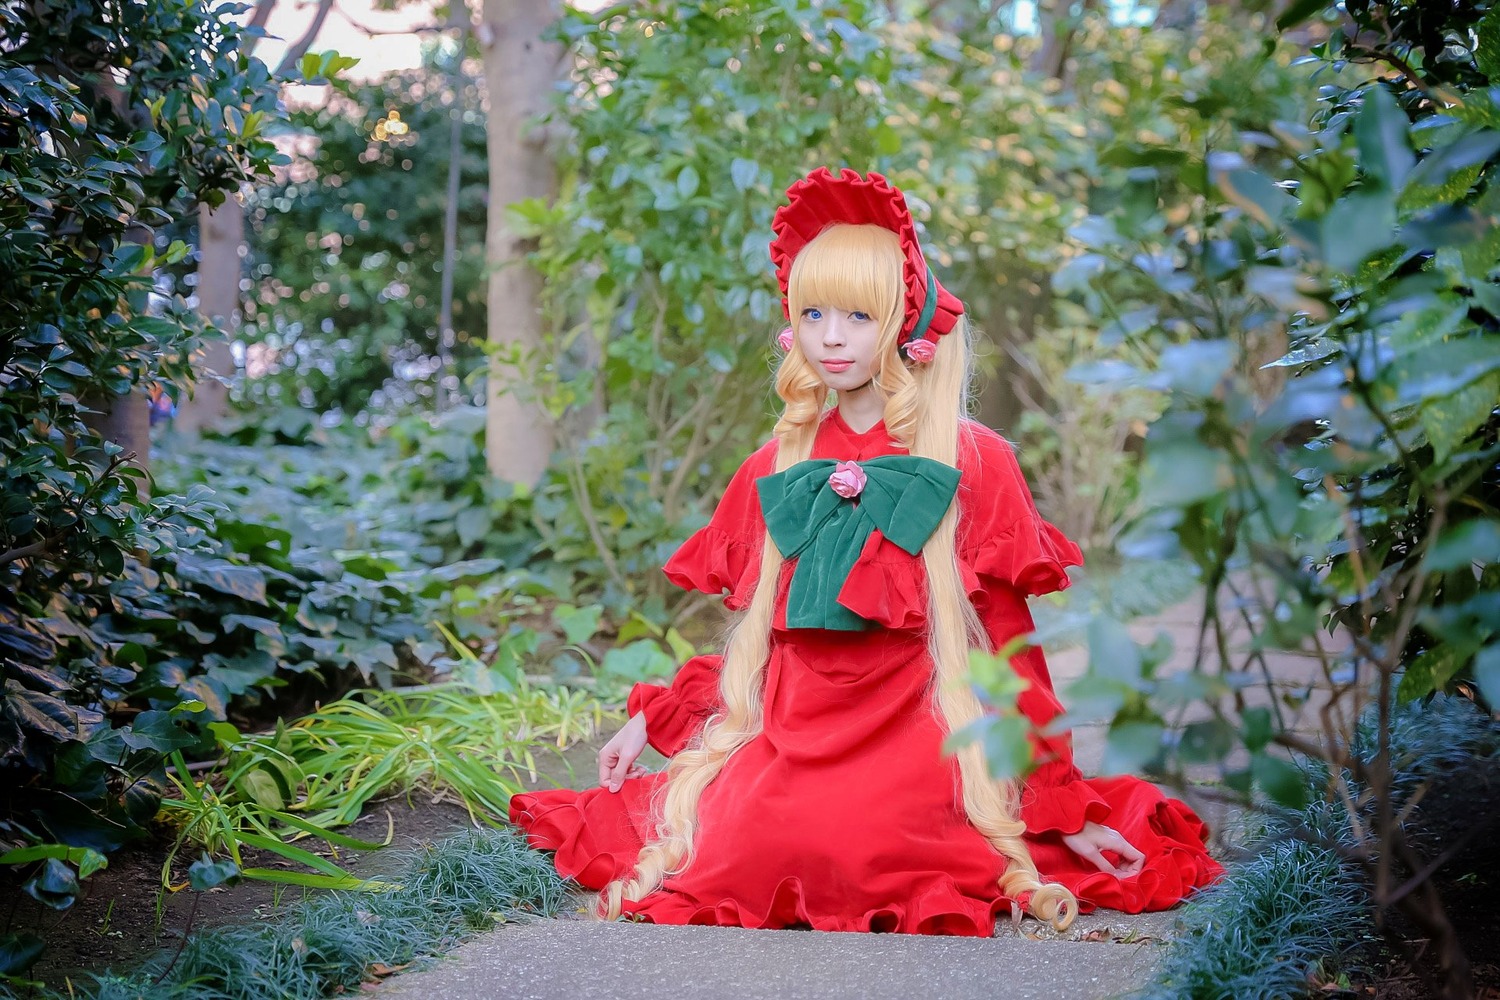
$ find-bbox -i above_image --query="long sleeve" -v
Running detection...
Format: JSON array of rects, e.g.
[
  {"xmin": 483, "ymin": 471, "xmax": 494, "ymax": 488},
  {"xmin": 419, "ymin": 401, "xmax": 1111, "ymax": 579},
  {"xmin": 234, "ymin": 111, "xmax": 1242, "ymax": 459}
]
[
  {"xmin": 659, "ymin": 439, "xmax": 777, "ymax": 611},
  {"xmin": 627, "ymin": 654, "xmax": 723, "ymax": 756},
  {"xmin": 976, "ymin": 582, "xmax": 1111, "ymax": 836},
  {"xmin": 957, "ymin": 422, "xmax": 1105, "ymax": 836},
  {"xmin": 629, "ymin": 440, "xmax": 777, "ymax": 755}
]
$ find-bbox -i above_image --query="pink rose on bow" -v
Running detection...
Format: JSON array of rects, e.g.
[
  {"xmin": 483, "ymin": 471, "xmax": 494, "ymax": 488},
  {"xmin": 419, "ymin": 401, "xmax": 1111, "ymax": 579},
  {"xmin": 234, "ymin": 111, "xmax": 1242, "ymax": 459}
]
[
  {"xmin": 904, "ymin": 338, "xmax": 936, "ymax": 363},
  {"xmin": 828, "ymin": 460, "xmax": 867, "ymax": 499},
  {"xmin": 776, "ymin": 327, "xmax": 795, "ymax": 351}
]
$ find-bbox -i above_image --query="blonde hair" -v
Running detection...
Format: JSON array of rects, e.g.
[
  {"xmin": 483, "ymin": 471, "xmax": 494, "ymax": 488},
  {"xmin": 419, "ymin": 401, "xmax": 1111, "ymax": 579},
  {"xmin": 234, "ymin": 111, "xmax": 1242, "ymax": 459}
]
[{"xmin": 600, "ymin": 224, "xmax": 1078, "ymax": 931}]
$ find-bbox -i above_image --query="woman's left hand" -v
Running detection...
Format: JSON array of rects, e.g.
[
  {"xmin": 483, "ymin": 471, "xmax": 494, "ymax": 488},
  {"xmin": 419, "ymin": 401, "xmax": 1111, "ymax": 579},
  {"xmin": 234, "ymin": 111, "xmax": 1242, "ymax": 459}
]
[{"xmin": 1060, "ymin": 821, "xmax": 1145, "ymax": 878}]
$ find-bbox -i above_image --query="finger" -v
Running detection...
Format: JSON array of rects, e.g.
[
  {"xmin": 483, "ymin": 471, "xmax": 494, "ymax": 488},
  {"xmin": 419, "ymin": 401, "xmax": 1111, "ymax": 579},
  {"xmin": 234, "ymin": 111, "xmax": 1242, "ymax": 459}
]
[
  {"xmin": 598, "ymin": 749, "xmax": 618, "ymax": 787},
  {"xmin": 1106, "ymin": 831, "xmax": 1147, "ymax": 874},
  {"xmin": 608, "ymin": 758, "xmax": 631, "ymax": 792},
  {"xmin": 1076, "ymin": 845, "xmax": 1120, "ymax": 876}
]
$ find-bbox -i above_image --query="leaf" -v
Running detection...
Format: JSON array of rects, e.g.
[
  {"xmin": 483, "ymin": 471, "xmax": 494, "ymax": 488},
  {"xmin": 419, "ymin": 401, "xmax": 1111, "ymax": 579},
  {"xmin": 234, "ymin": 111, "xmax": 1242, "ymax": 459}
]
[
  {"xmin": 1419, "ymin": 371, "xmax": 1500, "ymax": 463},
  {"xmin": 174, "ymin": 554, "xmax": 268, "ymax": 604},
  {"xmin": 1102, "ymin": 721, "xmax": 1164, "ymax": 776},
  {"xmin": 119, "ymin": 710, "xmax": 196, "ymax": 752},
  {"xmin": 1399, "ymin": 131, "xmax": 1500, "ymax": 210},
  {"xmin": 188, "ymin": 855, "xmax": 242, "ymax": 892},
  {"xmin": 1474, "ymin": 644, "xmax": 1500, "ymax": 712},
  {"xmin": 3, "ymin": 684, "xmax": 83, "ymax": 741},
  {"xmin": 1355, "ymin": 86, "xmax": 1415, "ymax": 191},
  {"xmin": 221, "ymin": 614, "xmax": 282, "ymax": 638},
  {"xmin": 1397, "ymin": 643, "xmax": 1475, "ymax": 703},
  {"xmin": 1086, "ymin": 617, "xmax": 1143, "ymax": 686},
  {"xmin": 1153, "ymin": 340, "xmax": 1237, "ymax": 397},
  {"xmin": 1141, "ymin": 442, "xmax": 1231, "ymax": 507},
  {"xmin": 1251, "ymin": 751, "xmax": 1309, "ymax": 810},
  {"xmin": 1395, "ymin": 335, "xmax": 1500, "ymax": 405},
  {"xmin": 1240, "ymin": 706, "xmax": 1274, "ymax": 752},
  {"xmin": 0, "ymin": 844, "xmax": 108, "ymax": 879},
  {"xmin": 236, "ymin": 765, "xmax": 288, "ymax": 811},
  {"xmin": 1276, "ymin": 0, "xmax": 1328, "ymax": 31},
  {"xmin": 0, "ymin": 932, "xmax": 45, "ymax": 975},
  {"xmin": 676, "ymin": 164, "xmax": 699, "ymax": 199},
  {"xmin": 1321, "ymin": 191, "xmax": 1396, "ymax": 272},
  {"xmin": 1177, "ymin": 719, "xmax": 1236, "ymax": 765},
  {"xmin": 22, "ymin": 858, "xmax": 79, "ymax": 910},
  {"xmin": 600, "ymin": 639, "xmax": 674, "ymax": 681},
  {"xmin": 729, "ymin": 157, "xmax": 758, "ymax": 192},
  {"xmin": 553, "ymin": 603, "xmax": 603, "ymax": 646},
  {"xmin": 979, "ymin": 715, "xmax": 1036, "ymax": 781},
  {"xmin": 1428, "ymin": 519, "xmax": 1500, "ymax": 572},
  {"xmin": 1218, "ymin": 168, "xmax": 1294, "ymax": 229},
  {"xmin": 1477, "ymin": 7, "xmax": 1500, "ymax": 81}
]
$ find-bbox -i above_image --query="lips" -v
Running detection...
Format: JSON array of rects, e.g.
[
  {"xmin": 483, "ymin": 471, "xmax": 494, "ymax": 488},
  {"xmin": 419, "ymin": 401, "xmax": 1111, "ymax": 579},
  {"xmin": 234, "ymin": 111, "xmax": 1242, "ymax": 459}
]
[{"xmin": 821, "ymin": 360, "xmax": 854, "ymax": 373}]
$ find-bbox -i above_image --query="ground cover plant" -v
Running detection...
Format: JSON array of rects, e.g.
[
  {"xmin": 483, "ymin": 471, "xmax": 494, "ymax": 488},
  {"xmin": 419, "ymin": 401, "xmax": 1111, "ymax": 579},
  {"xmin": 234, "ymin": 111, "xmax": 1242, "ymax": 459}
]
[
  {"xmin": 1139, "ymin": 694, "xmax": 1500, "ymax": 999},
  {"xmin": 0, "ymin": 828, "xmax": 568, "ymax": 1000}
]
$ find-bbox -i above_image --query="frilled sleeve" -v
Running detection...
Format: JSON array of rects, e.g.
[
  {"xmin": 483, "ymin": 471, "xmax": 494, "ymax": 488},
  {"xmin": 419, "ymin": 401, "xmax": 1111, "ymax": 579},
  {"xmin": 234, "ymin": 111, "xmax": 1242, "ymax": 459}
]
[
  {"xmin": 631, "ymin": 443, "xmax": 777, "ymax": 755},
  {"xmin": 957, "ymin": 424, "xmax": 1103, "ymax": 836},
  {"xmin": 660, "ymin": 440, "xmax": 777, "ymax": 611},
  {"xmin": 627, "ymin": 654, "xmax": 722, "ymax": 756}
]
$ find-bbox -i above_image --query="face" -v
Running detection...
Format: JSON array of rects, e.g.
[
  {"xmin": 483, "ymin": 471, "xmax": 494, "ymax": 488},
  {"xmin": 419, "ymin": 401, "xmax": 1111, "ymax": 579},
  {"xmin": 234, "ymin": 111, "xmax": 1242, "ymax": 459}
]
[{"xmin": 795, "ymin": 305, "xmax": 882, "ymax": 391}]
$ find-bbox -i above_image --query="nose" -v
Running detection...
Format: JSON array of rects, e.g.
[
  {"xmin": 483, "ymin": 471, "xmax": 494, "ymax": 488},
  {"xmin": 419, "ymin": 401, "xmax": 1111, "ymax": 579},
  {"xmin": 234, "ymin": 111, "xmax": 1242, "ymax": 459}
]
[{"xmin": 821, "ymin": 311, "xmax": 847, "ymax": 347}]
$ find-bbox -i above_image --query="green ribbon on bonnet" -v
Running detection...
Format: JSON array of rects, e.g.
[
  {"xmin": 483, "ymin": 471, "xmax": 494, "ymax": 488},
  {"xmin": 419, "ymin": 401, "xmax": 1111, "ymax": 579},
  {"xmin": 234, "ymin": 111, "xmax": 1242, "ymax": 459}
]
[{"xmin": 755, "ymin": 455, "xmax": 962, "ymax": 631}]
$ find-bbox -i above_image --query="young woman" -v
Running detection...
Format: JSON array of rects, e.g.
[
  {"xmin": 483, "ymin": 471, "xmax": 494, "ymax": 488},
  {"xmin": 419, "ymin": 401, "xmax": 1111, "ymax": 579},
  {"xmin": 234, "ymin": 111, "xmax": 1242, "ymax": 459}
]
[{"xmin": 509, "ymin": 167, "xmax": 1223, "ymax": 936}]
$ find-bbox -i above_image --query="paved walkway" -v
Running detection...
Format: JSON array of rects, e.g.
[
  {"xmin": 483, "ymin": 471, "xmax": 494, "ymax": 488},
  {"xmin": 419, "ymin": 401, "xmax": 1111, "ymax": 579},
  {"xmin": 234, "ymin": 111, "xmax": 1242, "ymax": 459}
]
[
  {"xmin": 375, "ymin": 588, "xmax": 1319, "ymax": 999},
  {"xmin": 375, "ymin": 917, "xmax": 1175, "ymax": 1000}
]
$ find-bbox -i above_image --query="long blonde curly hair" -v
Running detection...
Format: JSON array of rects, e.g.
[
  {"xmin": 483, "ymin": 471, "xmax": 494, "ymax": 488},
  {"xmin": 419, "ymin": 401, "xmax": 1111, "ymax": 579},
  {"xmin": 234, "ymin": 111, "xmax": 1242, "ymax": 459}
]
[{"xmin": 600, "ymin": 223, "xmax": 1078, "ymax": 931}]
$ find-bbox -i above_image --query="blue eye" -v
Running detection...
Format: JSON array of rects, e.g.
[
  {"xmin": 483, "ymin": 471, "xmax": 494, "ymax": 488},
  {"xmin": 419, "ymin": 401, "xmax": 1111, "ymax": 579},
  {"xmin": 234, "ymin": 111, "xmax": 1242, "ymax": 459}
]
[
  {"xmin": 802, "ymin": 307, "xmax": 823, "ymax": 321},
  {"xmin": 851, "ymin": 311, "xmax": 871, "ymax": 322}
]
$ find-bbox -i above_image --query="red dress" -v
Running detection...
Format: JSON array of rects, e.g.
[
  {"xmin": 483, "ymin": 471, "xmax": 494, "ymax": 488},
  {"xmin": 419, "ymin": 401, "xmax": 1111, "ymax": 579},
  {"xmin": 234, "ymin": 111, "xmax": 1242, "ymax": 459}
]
[{"xmin": 509, "ymin": 409, "xmax": 1223, "ymax": 935}]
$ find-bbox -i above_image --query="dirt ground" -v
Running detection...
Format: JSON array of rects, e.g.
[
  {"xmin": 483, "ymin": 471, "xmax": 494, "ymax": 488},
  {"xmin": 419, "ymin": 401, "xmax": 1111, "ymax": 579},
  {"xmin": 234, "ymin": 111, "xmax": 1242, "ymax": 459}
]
[
  {"xmin": 0, "ymin": 734, "xmax": 615, "ymax": 989},
  {"xmin": 1349, "ymin": 754, "xmax": 1500, "ymax": 999}
]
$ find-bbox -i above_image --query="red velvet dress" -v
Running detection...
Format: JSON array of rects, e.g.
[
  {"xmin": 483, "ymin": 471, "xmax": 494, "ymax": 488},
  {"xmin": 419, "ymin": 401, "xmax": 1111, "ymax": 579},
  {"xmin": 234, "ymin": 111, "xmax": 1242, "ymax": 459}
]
[{"xmin": 509, "ymin": 409, "xmax": 1224, "ymax": 935}]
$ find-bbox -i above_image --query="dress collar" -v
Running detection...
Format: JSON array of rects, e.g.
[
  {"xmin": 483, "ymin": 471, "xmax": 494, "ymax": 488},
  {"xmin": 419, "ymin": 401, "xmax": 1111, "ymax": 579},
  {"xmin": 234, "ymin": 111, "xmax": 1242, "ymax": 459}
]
[
  {"xmin": 818, "ymin": 407, "xmax": 903, "ymax": 461},
  {"xmin": 826, "ymin": 406, "xmax": 888, "ymax": 440}
]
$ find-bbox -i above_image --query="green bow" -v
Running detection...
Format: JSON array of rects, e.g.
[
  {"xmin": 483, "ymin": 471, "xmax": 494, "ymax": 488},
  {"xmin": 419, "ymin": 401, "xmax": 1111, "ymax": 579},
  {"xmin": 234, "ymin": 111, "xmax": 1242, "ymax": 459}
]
[{"xmin": 755, "ymin": 455, "xmax": 961, "ymax": 630}]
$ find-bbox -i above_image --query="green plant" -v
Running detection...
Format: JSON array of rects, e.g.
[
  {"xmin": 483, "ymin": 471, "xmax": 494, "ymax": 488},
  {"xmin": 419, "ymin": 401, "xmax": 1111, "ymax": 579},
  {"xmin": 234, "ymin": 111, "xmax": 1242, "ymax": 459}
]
[
  {"xmin": 10, "ymin": 828, "xmax": 569, "ymax": 1000},
  {"xmin": 962, "ymin": 4, "xmax": 1500, "ymax": 995},
  {"xmin": 239, "ymin": 46, "xmax": 490, "ymax": 416},
  {"xmin": 0, "ymin": 0, "xmax": 355, "ymax": 855},
  {"xmin": 0, "ymin": 842, "xmax": 110, "ymax": 985},
  {"xmin": 1139, "ymin": 693, "xmax": 1499, "ymax": 999},
  {"xmin": 160, "ymin": 681, "xmax": 607, "ymax": 853},
  {"xmin": 1139, "ymin": 839, "xmax": 1370, "ymax": 1000},
  {"xmin": 157, "ymin": 749, "xmax": 390, "ymax": 893}
]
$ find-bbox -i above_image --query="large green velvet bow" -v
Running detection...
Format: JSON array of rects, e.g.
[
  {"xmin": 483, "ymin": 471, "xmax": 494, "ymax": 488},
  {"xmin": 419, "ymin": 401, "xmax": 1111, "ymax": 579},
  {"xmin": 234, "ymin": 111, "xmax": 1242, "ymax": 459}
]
[{"xmin": 755, "ymin": 456, "xmax": 961, "ymax": 631}]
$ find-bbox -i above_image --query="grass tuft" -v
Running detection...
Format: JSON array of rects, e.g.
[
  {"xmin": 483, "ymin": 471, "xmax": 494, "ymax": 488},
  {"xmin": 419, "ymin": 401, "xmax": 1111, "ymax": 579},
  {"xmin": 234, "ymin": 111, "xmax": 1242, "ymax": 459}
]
[
  {"xmin": 1137, "ymin": 694, "xmax": 1498, "ymax": 999},
  {"xmin": 1138, "ymin": 840, "xmax": 1368, "ymax": 1000},
  {"xmin": 8, "ymin": 827, "xmax": 568, "ymax": 1000}
]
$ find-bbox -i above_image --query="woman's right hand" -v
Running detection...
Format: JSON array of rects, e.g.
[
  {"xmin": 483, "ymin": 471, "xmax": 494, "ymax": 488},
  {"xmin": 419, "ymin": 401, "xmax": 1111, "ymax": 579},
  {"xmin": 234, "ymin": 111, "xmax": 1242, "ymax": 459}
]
[{"xmin": 597, "ymin": 712, "xmax": 650, "ymax": 792}]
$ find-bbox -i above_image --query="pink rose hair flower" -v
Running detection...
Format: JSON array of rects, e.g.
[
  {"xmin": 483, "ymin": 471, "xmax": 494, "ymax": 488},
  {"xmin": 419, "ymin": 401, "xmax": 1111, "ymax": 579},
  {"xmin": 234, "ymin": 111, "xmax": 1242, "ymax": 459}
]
[
  {"xmin": 828, "ymin": 460, "xmax": 867, "ymax": 499},
  {"xmin": 903, "ymin": 338, "xmax": 936, "ymax": 363},
  {"xmin": 776, "ymin": 327, "xmax": 795, "ymax": 351}
]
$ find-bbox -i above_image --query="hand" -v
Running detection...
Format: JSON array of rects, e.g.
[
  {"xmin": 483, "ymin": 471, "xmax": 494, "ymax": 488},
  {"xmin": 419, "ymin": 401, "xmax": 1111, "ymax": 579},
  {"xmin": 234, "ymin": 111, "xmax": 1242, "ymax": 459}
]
[
  {"xmin": 1061, "ymin": 821, "xmax": 1145, "ymax": 878},
  {"xmin": 597, "ymin": 712, "xmax": 650, "ymax": 793}
]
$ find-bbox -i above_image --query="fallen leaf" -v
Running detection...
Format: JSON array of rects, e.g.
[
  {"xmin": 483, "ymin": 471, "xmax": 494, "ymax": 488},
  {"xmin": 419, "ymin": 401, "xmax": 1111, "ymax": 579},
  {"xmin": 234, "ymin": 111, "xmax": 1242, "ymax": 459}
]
[{"xmin": 368, "ymin": 962, "xmax": 411, "ymax": 978}]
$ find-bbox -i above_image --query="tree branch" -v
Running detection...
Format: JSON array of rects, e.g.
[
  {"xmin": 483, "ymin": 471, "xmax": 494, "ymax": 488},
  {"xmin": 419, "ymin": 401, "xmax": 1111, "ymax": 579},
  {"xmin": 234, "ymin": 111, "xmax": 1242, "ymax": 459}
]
[
  {"xmin": 273, "ymin": 0, "xmax": 337, "ymax": 78},
  {"xmin": 243, "ymin": 0, "xmax": 278, "ymax": 57}
]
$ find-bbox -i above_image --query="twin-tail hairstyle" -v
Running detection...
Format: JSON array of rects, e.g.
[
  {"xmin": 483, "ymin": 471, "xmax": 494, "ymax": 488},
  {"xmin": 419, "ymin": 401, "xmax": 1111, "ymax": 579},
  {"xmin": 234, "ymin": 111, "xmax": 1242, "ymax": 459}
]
[{"xmin": 600, "ymin": 223, "xmax": 1079, "ymax": 931}]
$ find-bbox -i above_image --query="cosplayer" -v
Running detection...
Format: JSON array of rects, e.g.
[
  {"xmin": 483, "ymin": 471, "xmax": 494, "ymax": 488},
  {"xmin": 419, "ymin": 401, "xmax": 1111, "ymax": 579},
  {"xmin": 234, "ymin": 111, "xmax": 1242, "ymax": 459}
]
[{"xmin": 509, "ymin": 167, "xmax": 1223, "ymax": 936}]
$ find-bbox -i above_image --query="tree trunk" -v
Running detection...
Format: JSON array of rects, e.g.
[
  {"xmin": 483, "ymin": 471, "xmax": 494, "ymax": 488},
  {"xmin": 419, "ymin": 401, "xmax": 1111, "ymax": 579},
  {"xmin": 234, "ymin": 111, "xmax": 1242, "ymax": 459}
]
[
  {"xmin": 176, "ymin": 199, "xmax": 240, "ymax": 435},
  {"xmin": 479, "ymin": 0, "xmax": 561, "ymax": 485}
]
